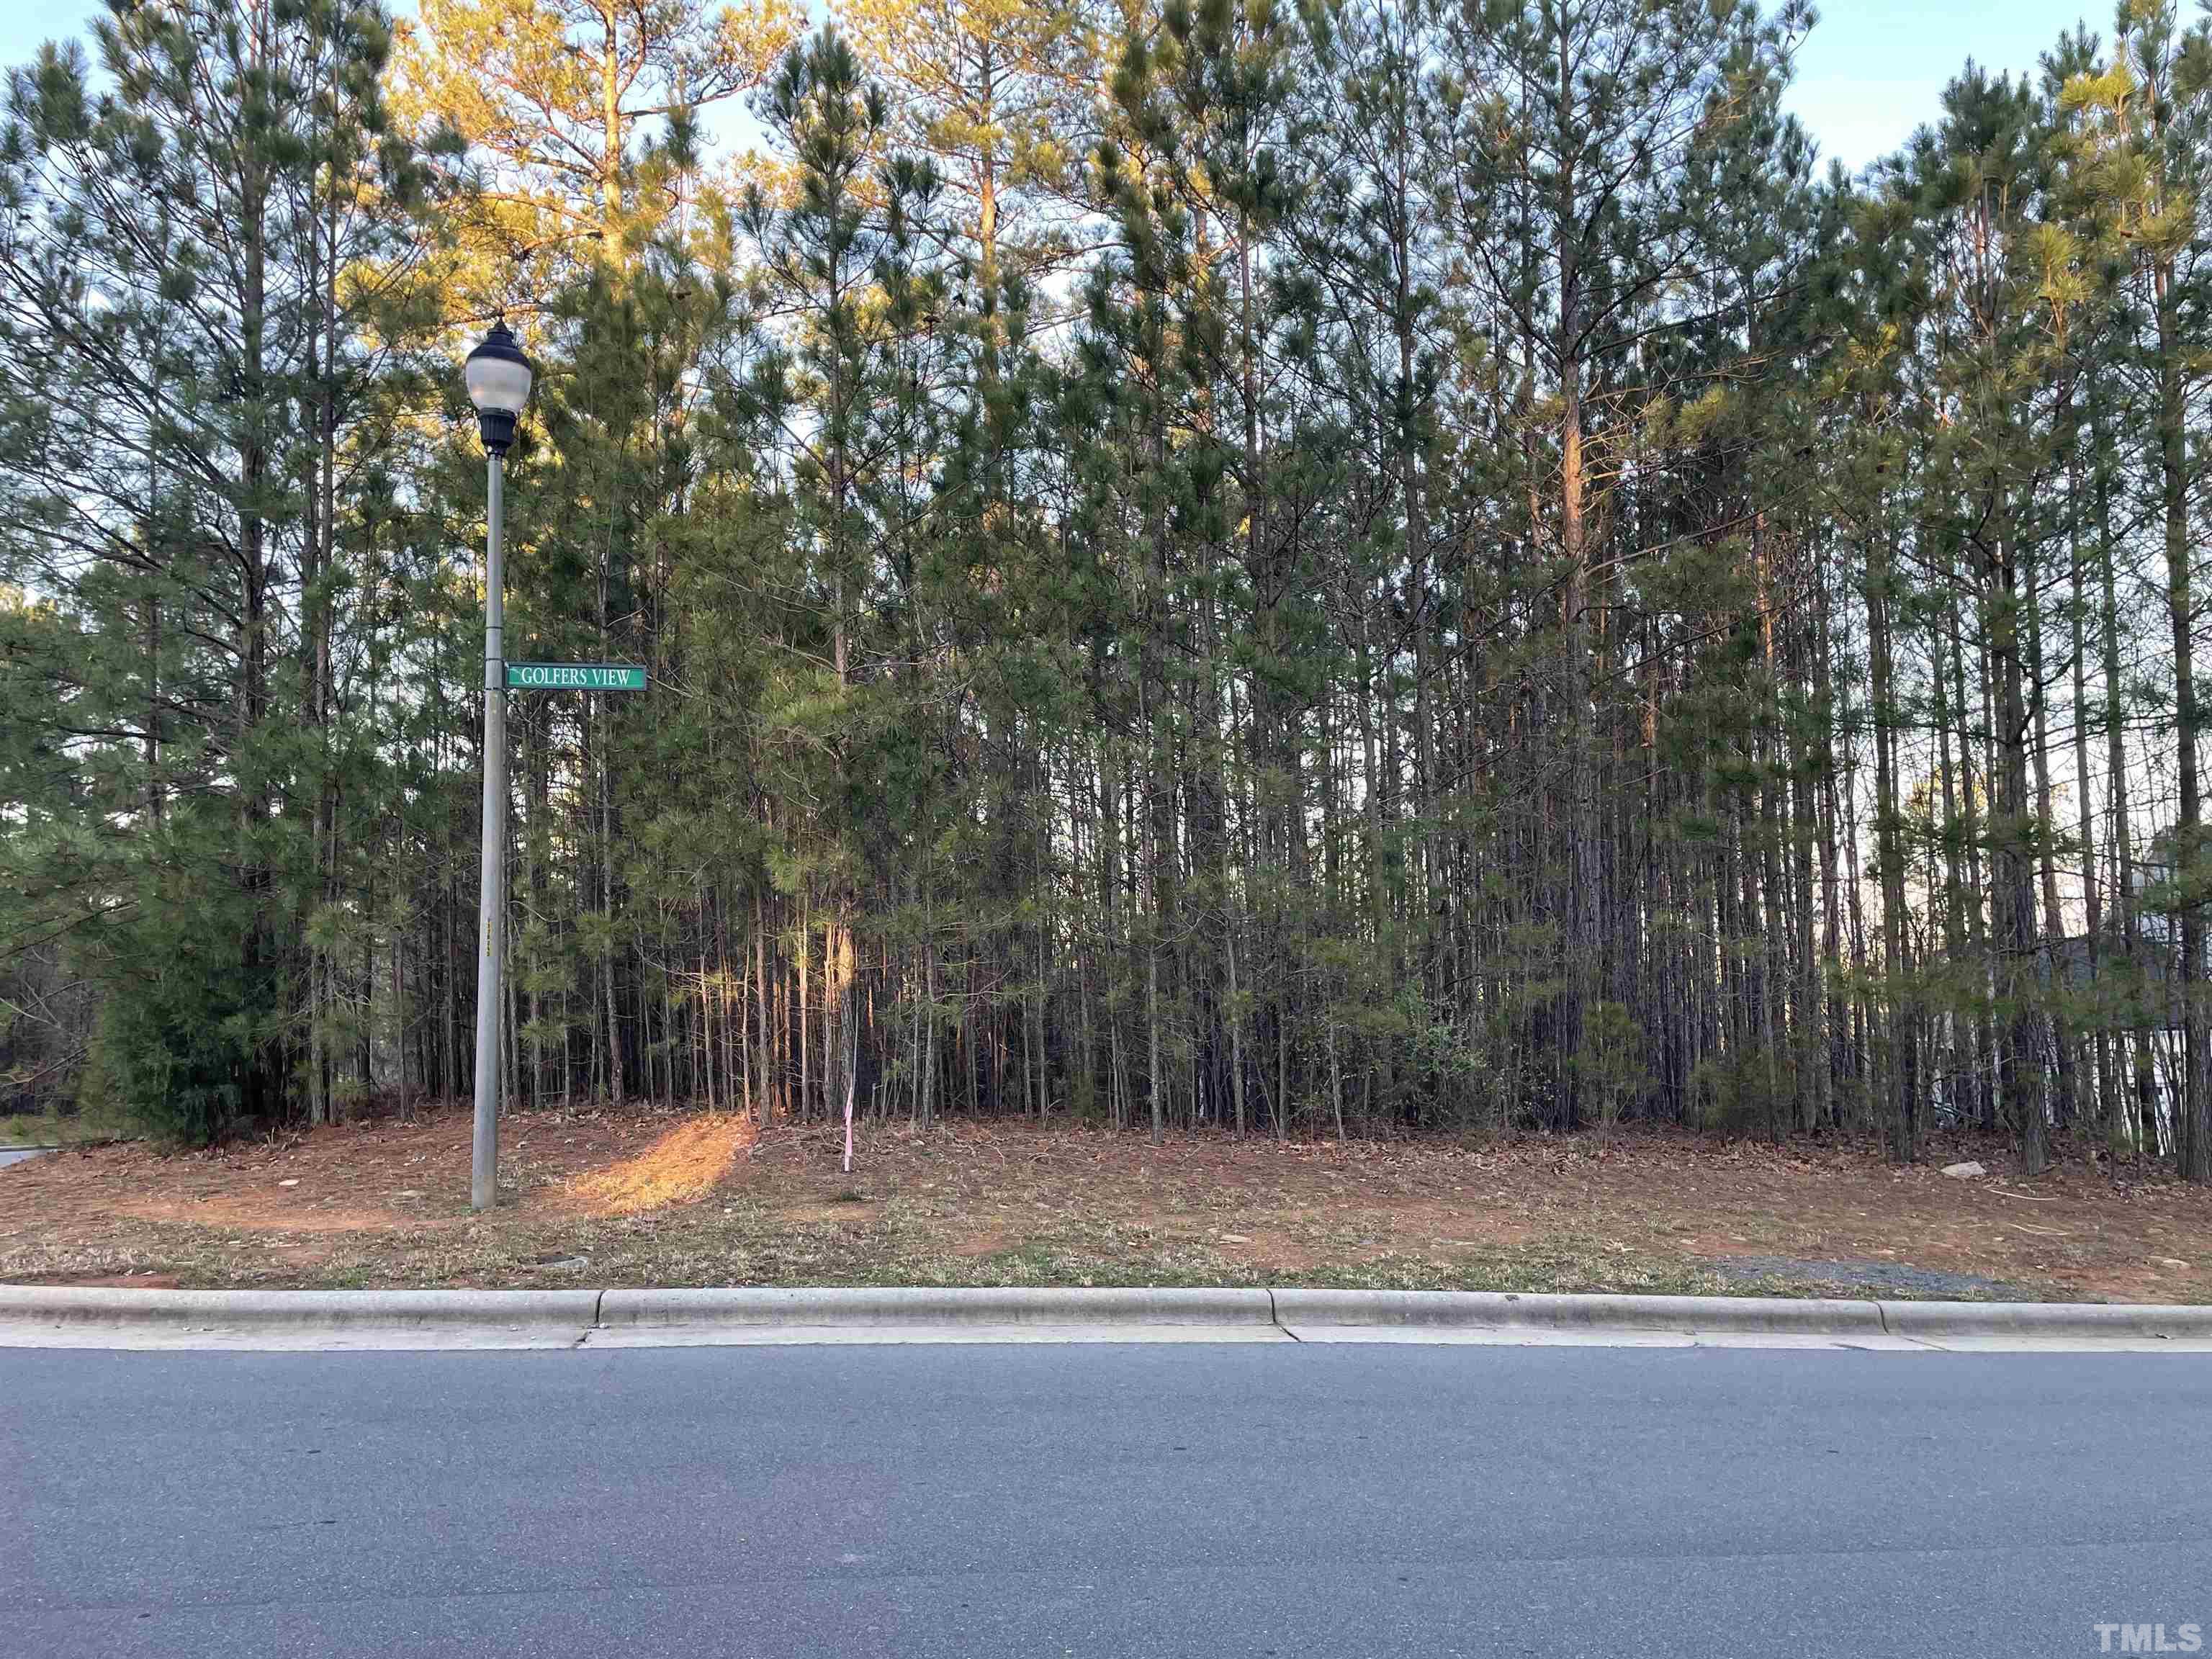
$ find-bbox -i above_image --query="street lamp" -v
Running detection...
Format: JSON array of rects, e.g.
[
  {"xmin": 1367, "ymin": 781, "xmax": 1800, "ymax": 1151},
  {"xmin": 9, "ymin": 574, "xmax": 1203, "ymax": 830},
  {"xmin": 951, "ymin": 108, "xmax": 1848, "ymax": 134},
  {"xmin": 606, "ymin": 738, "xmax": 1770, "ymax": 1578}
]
[{"xmin": 464, "ymin": 319, "xmax": 532, "ymax": 1212}]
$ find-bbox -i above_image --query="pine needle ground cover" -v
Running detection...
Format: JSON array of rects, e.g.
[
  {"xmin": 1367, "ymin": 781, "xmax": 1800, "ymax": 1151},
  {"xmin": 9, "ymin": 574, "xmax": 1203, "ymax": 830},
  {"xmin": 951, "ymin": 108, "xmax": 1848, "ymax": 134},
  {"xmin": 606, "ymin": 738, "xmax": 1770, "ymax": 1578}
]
[{"xmin": 0, "ymin": 1112, "xmax": 2204, "ymax": 1303}]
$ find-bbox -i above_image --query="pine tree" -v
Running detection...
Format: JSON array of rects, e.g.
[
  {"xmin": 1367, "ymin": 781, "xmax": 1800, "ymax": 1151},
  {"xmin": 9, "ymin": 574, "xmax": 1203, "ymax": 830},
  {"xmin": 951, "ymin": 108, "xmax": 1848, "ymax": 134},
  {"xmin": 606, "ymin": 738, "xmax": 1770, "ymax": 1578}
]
[{"xmin": 0, "ymin": 0, "xmax": 433, "ymax": 1137}]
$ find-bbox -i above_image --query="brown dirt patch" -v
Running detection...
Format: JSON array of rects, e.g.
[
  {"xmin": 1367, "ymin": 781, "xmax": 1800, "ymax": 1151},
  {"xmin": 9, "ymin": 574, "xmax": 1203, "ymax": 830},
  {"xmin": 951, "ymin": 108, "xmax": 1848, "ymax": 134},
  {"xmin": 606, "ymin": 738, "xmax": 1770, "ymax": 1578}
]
[
  {"xmin": 946, "ymin": 1223, "xmax": 1012, "ymax": 1259},
  {"xmin": 773, "ymin": 1201, "xmax": 880, "ymax": 1227},
  {"xmin": 1208, "ymin": 1230, "xmax": 1320, "ymax": 1274},
  {"xmin": 112, "ymin": 1195, "xmax": 419, "ymax": 1232},
  {"xmin": 1, "ymin": 1107, "xmax": 2207, "ymax": 1300}
]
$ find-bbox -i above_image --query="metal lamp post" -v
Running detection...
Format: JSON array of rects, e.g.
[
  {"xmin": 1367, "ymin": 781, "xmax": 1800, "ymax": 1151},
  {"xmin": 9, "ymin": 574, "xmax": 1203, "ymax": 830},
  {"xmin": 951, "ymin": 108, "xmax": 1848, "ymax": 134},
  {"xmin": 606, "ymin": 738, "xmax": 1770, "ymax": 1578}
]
[{"xmin": 463, "ymin": 320, "xmax": 533, "ymax": 1212}]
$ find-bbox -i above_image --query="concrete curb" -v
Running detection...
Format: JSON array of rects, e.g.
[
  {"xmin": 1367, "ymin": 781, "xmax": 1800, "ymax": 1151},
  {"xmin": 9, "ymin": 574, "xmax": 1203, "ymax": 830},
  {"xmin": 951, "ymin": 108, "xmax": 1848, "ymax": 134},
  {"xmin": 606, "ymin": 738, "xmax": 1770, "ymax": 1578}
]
[
  {"xmin": 1874, "ymin": 1298, "xmax": 2212, "ymax": 1343},
  {"xmin": 3, "ymin": 1283, "xmax": 2210, "ymax": 1350},
  {"xmin": 1270, "ymin": 1288, "xmax": 1887, "ymax": 1336},
  {"xmin": 1, "ymin": 1285, "xmax": 599, "ymax": 1336},
  {"xmin": 598, "ymin": 1285, "xmax": 1275, "ymax": 1330}
]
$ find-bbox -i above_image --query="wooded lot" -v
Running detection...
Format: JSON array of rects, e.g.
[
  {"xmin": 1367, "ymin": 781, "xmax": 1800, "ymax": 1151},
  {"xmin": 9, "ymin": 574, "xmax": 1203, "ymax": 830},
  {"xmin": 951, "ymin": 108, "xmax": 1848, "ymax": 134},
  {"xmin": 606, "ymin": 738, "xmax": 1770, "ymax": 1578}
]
[{"xmin": 4, "ymin": 0, "xmax": 2211, "ymax": 1182}]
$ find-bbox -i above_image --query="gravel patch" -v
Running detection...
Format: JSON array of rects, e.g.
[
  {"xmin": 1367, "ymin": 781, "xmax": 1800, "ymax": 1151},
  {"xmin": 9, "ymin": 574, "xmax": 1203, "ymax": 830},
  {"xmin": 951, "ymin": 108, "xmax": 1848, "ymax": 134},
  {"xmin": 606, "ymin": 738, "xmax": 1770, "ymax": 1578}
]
[{"xmin": 1707, "ymin": 1254, "xmax": 2031, "ymax": 1300}]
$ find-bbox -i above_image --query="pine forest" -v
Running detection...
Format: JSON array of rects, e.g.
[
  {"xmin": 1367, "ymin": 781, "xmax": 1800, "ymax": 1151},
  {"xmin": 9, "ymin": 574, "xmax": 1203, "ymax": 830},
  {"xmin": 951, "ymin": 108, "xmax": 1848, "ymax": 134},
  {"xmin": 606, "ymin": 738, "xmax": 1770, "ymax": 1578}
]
[{"xmin": 6, "ymin": 0, "xmax": 2212, "ymax": 1187}]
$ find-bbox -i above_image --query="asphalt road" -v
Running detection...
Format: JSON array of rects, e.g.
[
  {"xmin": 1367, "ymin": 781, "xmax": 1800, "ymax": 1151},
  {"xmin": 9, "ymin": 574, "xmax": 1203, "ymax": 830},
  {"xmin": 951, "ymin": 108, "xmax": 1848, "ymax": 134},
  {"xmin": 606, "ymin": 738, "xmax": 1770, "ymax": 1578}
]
[{"xmin": 4, "ymin": 1344, "xmax": 2208, "ymax": 1658}]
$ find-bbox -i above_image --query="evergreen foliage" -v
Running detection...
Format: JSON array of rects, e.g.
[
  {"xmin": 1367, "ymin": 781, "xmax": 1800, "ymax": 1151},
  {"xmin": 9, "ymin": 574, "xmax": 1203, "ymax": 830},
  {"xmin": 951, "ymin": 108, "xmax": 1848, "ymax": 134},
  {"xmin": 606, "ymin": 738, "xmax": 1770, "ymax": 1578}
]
[{"xmin": 3, "ymin": 0, "xmax": 2211, "ymax": 1179}]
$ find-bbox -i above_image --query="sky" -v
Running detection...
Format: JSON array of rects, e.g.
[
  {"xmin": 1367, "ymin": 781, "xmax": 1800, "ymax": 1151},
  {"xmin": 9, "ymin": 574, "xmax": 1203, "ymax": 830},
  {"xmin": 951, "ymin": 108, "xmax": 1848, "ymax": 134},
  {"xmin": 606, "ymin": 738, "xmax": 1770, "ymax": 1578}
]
[
  {"xmin": 0, "ymin": 0, "xmax": 2131, "ymax": 176},
  {"xmin": 1782, "ymin": 0, "xmax": 2110, "ymax": 170}
]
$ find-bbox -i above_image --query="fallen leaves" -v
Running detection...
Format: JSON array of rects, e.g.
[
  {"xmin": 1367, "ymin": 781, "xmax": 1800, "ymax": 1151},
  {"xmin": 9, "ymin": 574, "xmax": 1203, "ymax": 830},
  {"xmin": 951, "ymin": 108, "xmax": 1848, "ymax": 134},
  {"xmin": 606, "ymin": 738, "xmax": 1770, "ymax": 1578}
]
[{"xmin": 2, "ymin": 1110, "xmax": 2209, "ymax": 1303}]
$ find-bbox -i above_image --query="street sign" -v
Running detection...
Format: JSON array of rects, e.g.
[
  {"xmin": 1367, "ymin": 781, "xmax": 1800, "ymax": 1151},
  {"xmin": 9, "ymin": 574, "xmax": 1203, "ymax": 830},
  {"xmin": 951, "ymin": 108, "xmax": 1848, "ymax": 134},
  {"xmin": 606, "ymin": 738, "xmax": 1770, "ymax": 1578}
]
[{"xmin": 505, "ymin": 662, "xmax": 647, "ymax": 691}]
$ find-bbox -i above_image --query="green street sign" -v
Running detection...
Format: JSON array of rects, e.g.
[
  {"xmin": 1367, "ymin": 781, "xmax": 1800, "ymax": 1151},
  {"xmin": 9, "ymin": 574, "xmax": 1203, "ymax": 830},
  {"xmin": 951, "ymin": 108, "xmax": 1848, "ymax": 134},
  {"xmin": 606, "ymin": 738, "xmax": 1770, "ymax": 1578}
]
[{"xmin": 505, "ymin": 662, "xmax": 647, "ymax": 692}]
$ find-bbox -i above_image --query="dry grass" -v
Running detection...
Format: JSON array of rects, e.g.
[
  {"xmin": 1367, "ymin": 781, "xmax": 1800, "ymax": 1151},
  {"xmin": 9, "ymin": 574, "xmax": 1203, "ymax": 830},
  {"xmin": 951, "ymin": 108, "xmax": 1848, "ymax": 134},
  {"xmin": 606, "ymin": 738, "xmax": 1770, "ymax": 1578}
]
[{"xmin": 1, "ymin": 1105, "xmax": 2207, "ymax": 1303}]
